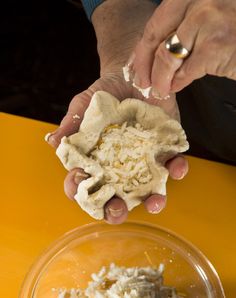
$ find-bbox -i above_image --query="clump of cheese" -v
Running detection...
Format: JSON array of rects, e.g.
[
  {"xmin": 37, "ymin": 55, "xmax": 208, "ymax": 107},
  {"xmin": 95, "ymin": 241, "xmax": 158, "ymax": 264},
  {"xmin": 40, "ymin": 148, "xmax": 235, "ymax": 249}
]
[{"xmin": 91, "ymin": 122, "xmax": 155, "ymax": 193}]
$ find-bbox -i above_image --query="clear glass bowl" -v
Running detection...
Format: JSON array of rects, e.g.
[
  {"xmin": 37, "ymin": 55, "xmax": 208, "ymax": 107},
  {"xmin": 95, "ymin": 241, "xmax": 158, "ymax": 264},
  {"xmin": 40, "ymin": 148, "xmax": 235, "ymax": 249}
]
[{"xmin": 20, "ymin": 221, "xmax": 225, "ymax": 297}]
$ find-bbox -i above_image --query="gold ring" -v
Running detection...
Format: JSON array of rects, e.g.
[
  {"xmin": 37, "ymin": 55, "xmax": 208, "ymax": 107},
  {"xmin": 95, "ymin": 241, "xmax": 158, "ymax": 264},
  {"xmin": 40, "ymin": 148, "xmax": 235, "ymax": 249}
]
[{"xmin": 165, "ymin": 33, "xmax": 190, "ymax": 59}]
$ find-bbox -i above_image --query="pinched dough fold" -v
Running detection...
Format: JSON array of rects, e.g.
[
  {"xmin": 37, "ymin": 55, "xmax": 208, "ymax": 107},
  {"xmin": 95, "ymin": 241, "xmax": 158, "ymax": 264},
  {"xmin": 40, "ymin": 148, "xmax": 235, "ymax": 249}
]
[{"xmin": 56, "ymin": 91, "xmax": 189, "ymax": 219}]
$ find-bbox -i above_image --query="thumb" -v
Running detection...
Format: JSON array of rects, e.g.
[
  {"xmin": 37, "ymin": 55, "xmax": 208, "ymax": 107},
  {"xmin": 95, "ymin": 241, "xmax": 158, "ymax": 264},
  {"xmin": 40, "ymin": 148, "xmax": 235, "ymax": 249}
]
[{"xmin": 46, "ymin": 90, "xmax": 92, "ymax": 148}]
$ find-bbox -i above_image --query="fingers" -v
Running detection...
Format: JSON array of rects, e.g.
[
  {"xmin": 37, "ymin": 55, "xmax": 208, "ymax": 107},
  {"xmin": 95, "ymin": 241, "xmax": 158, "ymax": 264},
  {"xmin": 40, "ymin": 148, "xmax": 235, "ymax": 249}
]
[
  {"xmin": 132, "ymin": 0, "xmax": 236, "ymax": 94},
  {"xmin": 64, "ymin": 169, "xmax": 129, "ymax": 224},
  {"xmin": 171, "ymin": 49, "xmax": 206, "ymax": 92},
  {"xmin": 46, "ymin": 90, "xmax": 92, "ymax": 148},
  {"xmin": 165, "ymin": 155, "xmax": 189, "ymax": 180},
  {"xmin": 144, "ymin": 194, "xmax": 167, "ymax": 214},
  {"xmin": 64, "ymin": 168, "xmax": 89, "ymax": 200},
  {"xmin": 101, "ymin": 154, "xmax": 188, "ymax": 221},
  {"xmin": 64, "ymin": 157, "xmax": 187, "ymax": 222},
  {"xmin": 144, "ymin": 155, "xmax": 188, "ymax": 214},
  {"xmin": 150, "ymin": 2, "xmax": 201, "ymax": 96},
  {"xmin": 130, "ymin": 0, "xmax": 192, "ymax": 89},
  {"xmin": 171, "ymin": 19, "xmax": 224, "ymax": 92},
  {"xmin": 104, "ymin": 197, "xmax": 128, "ymax": 225},
  {"xmin": 170, "ymin": 10, "xmax": 227, "ymax": 92},
  {"xmin": 150, "ymin": 41, "xmax": 183, "ymax": 98},
  {"xmin": 150, "ymin": 19, "xmax": 198, "ymax": 97},
  {"xmin": 104, "ymin": 193, "xmax": 167, "ymax": 223}
]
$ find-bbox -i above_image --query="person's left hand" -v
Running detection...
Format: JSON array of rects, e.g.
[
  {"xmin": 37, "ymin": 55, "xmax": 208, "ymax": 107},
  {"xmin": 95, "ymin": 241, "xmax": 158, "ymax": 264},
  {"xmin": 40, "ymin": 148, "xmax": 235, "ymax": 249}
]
[
  {"xmin": 45, "ymin": 0, "xmax": 189, "ymax": 225},
  {"xmin": 46, "ymin": 71, "xmax": 188, "ymax": 224},
  {"xmin": 129, "ymin": 0, "xmax": 236, "ymax": 98}
]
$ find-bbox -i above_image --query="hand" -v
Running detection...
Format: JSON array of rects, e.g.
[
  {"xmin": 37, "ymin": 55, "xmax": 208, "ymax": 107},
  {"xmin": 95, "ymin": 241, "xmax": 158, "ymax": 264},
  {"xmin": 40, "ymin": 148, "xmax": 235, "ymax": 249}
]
[
  {"xmin": 47, "ymin": 0, "xmax": 188, "ymax": 224},
  {"xmin": 47, "ymin": 71, "xmax": 188, "ymax": 224},
  {"xmin": 130, "ymin": 0, "xmax": 236, "ymax": 97}
]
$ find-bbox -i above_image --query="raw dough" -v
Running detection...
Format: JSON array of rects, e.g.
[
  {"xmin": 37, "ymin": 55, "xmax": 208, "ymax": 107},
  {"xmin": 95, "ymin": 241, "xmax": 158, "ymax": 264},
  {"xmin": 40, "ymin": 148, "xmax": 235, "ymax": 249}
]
[{"xmin": 56, "ymin": 91, "xmax": 189, "ymax": 219}]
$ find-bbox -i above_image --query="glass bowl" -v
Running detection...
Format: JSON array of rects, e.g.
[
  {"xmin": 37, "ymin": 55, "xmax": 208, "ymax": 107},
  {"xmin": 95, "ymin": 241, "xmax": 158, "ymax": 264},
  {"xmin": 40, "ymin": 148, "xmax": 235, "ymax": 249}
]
[{"xmin": 20, "ymin": 221, "xmax": 225, "ymax": 297}]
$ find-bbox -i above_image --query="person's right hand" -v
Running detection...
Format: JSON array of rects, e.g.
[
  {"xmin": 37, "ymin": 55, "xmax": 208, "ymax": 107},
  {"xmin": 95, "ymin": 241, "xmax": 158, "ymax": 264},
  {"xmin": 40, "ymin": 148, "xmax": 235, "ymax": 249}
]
[
  {"xmin": 129, "ymin": 0, "xmax": 236, "ymax": 98},
  {"xmin": 46, "ymin": 69, "xmax": 188, "ymax": 225}
]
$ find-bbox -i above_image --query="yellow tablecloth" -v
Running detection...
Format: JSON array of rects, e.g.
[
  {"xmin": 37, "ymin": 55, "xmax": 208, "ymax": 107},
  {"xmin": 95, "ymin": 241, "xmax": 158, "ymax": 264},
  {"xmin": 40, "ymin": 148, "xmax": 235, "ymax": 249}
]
[{"xmin": 1, "ymin": 112, "xmax": 236, "ymax": 297}]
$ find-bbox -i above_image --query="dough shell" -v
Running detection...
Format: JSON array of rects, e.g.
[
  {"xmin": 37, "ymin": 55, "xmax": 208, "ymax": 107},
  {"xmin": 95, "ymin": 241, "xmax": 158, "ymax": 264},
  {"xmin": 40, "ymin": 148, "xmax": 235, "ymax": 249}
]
[{"xmin": 56, "ymin": 91, "xmax": 189, "ymax": 219}]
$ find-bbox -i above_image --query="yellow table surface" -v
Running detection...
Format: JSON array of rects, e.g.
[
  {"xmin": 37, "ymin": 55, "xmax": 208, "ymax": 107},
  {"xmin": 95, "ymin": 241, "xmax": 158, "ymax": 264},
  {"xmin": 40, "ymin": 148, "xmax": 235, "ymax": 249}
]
[{"xmin": 1, "ymin": 112, "xmax": 236, "ymax": 297}]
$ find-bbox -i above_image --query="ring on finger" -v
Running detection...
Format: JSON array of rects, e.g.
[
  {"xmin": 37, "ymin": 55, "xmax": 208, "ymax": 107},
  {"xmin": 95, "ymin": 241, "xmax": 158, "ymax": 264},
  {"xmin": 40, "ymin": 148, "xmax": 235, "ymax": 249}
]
[{"xmin": 165, "ymin": 33, "xmax": 190, "ymax": 59}]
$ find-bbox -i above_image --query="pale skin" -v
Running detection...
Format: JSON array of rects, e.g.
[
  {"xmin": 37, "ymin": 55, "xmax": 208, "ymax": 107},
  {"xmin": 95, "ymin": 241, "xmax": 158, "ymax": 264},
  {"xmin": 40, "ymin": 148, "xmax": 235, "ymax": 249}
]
[
  {"xmin": 131, "ymin": 0, "xmax": 236, "ymax": 98},
  {"xmin": 47, "ymin": 0, "xmax": 188, "ymax": 224}
]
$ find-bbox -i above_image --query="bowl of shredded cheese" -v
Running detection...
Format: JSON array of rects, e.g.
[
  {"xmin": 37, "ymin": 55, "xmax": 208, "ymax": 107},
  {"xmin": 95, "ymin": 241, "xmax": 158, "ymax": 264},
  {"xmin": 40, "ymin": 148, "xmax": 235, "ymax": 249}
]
[{"xmin": 20, "ymin": 221, "xmax": 225, "ymax": 298}]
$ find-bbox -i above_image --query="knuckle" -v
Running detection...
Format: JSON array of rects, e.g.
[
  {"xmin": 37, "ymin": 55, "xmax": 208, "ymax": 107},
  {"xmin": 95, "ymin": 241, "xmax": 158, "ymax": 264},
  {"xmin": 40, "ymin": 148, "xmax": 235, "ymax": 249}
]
[
  {"xmin": 143, "ymin": 20, "xmax": 157, "ymax": 47},
  {"xmin": 206, "ymin": 21, "xmax": 233, "ymax": 45},
  {"xmin": 68, "ymin": 92, "xmax": 88, "ymax": 111},
  {"xmin": 155, "ymin": 45, "xmax": 181, "ymax": 70},
  {"xmin": 69, "ymin": 94, "xmax": 80, "ymax": 106},
  {"xmin": 214, "ymin": 20, "xmax": 236, "ymax": 44},
  {"xmin": 210, "ymin": 53, "xmax": 235, "ymax": 78},
  {"xmin": 194, "ymin": 0, "xmax": 217, "ymax": 22}
]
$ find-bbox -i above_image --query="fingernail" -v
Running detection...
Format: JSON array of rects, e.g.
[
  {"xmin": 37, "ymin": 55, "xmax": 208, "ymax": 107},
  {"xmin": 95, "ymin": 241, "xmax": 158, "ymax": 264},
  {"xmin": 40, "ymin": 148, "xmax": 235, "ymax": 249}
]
[
  {"xmin": 151, "ymin": 88, "xmax": 162, "ymax": 99},
  {"xmin": 74, "ymin": 171, "xmax": 89, "ymax": 184},
  {"xmin": 107, "ymin": 207, "xmax": 123, "ymax": 218},
  {"xmin": 44, "ymin": 132, "xmax": 52, "ymax": 142},
  {"xmin": 45, "ymin": 132, "xmax": 58, "ymax": 147},
  {"xmin": 152, "ymin": 88, "xmax": 171, "ymax": 100},
  {"xmin": 149, "ymin": 203, "xmax": 162, "ymax": 214},
  {"xmin": 175, "ymin": 170, "xmax": 186, "ymax": 180},
  {"xmin": 134, "ymin": 72, "xmax": 141, "ymax": 87}
]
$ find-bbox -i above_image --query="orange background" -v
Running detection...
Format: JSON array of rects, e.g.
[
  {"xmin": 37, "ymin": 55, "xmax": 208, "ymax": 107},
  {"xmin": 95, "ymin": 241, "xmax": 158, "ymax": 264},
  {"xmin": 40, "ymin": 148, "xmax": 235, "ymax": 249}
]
[{"xmin": 1, "ymin": 113, "xmax": 236, "ymax": 297}]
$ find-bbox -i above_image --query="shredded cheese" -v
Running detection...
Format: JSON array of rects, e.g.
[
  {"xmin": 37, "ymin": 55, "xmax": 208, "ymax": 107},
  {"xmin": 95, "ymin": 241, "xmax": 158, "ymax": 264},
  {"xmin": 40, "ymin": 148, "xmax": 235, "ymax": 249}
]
[
  {"xmin": 56, "ymin": 263, "xmax": 180, "ymax": 298},
  {"xmin": 90, "ymin": 122, "xmax": 157, "ymax": 193}
]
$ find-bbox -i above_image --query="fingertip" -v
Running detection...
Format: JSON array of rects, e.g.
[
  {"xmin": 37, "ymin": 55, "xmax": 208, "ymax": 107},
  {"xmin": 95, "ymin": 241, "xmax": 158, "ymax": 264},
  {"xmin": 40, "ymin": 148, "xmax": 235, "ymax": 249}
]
[
  {"xmin": 104, "ymin": 197, "xmax": 128, "ymax": 225},
  {"xmin": 144, "ymin": 194, "xmax": 166, "ymax": 214},
  {"xmin": 46, "ymin": 131, "xmax": 61, "ymax": 148},
  {"xmin": 166, "ymin": 155, "xmax": 189, "ymax": 180},
  {"xmin": 45, "ymin": 96, "xmax": 87, "ymax": 149},
  {"xmin": 131, "ymin": 43, "xmax": 153, "ymax": 89},
  {"xmin": 64, "ymin": 168, "xmax": 88, "ymax": 200}
]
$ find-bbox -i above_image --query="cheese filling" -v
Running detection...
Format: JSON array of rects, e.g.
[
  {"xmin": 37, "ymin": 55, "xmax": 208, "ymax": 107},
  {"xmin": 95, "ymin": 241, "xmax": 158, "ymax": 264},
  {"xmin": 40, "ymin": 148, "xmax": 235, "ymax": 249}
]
[
  {"xmin": 56, "ymin": 263, "xmax": 179, "ymax": 298},
  {"xmin": 90, "ymin": 122, "xmax": 158, "ymax": 193}
]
